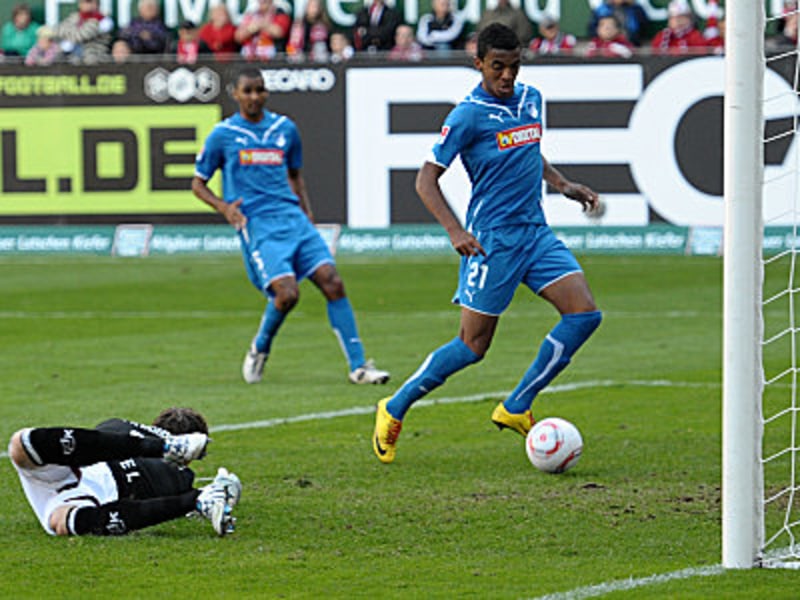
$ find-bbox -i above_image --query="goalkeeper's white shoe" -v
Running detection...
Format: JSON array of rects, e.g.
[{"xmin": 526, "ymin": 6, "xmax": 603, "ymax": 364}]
[
  {"xmin": 212, "ymin": 467, "xmax": 242, "ymax": 508},
  {"xmin": 196, "ymin": 480, "xmax": 236, "ymax": 537},
  {"xmin": 349, "ymin": 359, "xmax": 390, "ymax": 385},
  {"xmin": 163, "ymin": 432, "xmax": 209, "ymax": 466},
  {"xmin": 197, "ymin": 467, "xmax": 242, "ymax": 536},
  {"xmin": 242, "ymin": 346, "xmax": 268, "ymax": 384}
]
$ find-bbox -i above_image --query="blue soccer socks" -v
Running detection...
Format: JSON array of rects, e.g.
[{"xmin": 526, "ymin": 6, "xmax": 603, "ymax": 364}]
[
  {"xmin": 253, "ymin": 301, "xmax": 288, "ymax": 355},
  {"xmin": 504, "ymin": 311, "xmax": 602, "ymax": 414},
  {"xmin": 387, "ymin": 337, "xmax": 482, "ymax": 420},
  {"xmin": 327, "ymin": 297, "xmax": 366, "ymax": 372}
]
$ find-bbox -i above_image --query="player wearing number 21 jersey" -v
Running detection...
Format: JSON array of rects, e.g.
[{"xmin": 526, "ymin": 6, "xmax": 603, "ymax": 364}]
[
  {"xmin": 372, "ymin": 23, "xmax": 603, "ymax": 464},
  {"xmin": 433, "ymin": 80, "xmax": 547, "ymax": 233}
]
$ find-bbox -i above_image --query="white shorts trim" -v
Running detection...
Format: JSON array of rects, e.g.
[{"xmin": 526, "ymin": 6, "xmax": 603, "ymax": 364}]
[{"xmin": 535, "ymin": 269, "xmax": 583, "ymax": 295}]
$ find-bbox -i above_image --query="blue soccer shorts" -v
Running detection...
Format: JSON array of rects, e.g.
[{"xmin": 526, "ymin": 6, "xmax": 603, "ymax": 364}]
[
  {"xmin": 453, "ymin": 223, "xmax": 582, "ymax": 316},
  {"xmin": 239, "ymin": 209, "xmax": 334, "ymax": 296}
]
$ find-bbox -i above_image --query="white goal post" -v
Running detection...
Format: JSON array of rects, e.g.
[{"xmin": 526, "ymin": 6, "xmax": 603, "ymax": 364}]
[{"xmin": 722, "ymin": 0, "xmax": 765, "ymax": 569}]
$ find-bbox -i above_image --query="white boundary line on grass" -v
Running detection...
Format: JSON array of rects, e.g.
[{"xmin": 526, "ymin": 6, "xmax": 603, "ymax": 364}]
[
  {"xmin": 0, "ymin": 378, "xmax": 719, "ymax": 456},
  {"xmin": 529, "ymin": 565, "xmax": 726, "ymax": 600},
  {"xmin": 209, "ymin": 378, "xmax": 718, "ymax": 433}
]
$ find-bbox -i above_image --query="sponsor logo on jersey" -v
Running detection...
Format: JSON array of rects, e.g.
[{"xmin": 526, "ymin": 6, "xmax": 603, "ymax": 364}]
[
  {"xmin": 496, "ymin": 124, "xmax": 541, "ymax": 151},
  {"xmin": 239, "ymin": 149, "xmax": 284, "ymax": 165}
]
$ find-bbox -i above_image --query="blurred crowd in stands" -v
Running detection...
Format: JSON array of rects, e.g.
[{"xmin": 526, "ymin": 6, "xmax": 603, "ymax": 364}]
[{"xmin": 2, "ymin": 0, "xmax": 797, "ymax": 66}]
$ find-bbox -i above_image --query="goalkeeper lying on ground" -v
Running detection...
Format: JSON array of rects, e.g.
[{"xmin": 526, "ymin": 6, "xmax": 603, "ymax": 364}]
[{"xmin": 8, "ymin": 407, "xmax": 241, "ymax": 537}]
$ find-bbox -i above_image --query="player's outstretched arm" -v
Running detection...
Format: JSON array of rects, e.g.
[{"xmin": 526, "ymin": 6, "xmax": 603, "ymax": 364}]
[
  {"xmin": 416, "ymin": 161, "xmax": 485, "ymax": 257},
  {"xmin": 542, "ymin": 157, "xmax": 600, "ymax": 213},
  {"xmin": 191, "ymin": 176, "xmax": 247, "ymax": 230}
]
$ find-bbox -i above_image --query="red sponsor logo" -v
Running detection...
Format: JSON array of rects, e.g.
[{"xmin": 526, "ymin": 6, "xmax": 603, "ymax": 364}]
[
  {"xmin": 437, "ymin": 125, "xmax": 450, "ymax": 144},
  {"xmin": 239, "ymin": 149, "xmax": 284, "ymax": 165},
  {"xmin": 495, "ymin": 124, "xmax": 541, "ymax": 151}
]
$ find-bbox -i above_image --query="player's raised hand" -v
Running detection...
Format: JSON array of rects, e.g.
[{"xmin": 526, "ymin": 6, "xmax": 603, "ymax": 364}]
[
  {"xmin": 449, "ymin": 229, "xmax": 486, "ymax": 257},
  {"xmin": 224, "ymin": 198, "xmax": 248, "ymax": 230}
]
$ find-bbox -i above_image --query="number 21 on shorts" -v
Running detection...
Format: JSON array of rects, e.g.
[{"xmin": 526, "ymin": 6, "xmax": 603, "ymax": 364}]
[{"xmin": 467, "ymin": 261, "xmax": 488, "ymax": 290}]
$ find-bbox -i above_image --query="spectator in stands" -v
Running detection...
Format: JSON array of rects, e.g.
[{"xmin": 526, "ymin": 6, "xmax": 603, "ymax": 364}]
[
  {"xmin": 235, "ymin": 0, "xmax": 291, "ymax": 60},
  {"xmin": 388, "ymin": 23, "xmax": 423, "ymax": 60},
  {"xmin": 651, "ymin": 0, "xmax": 707, "ymax": 54},
  {"xmin": 528, "ymin": 14, "xmax": 575, "ymax": 55},
  {"xmin": 464, "ymin": 30, "xmax": 477, "ymax": 55},
  {"xmin": 199, "ymin": 4, "xmax": 238, "ymax": 59},
  {"xmin": 2, "ymin": 3, "xmax": 39, "ymax": 57},
  {"xmin": 118, "ymin": 0, "xmax": 170, "ymax": 55},
  {"xmin": 353, "ymin": 0, "xmax": 401, "ymax": 52},
  {"xmin": 416, "ymin": 0, "xmax": 464, "ymax": 52},
  {"xmin": 769, "ymin": 0, "xmax": 798, "ymax": 49},
  {"xmin": 111, "ymin": 38, "xmax": 131, "ymax": 62},
  {"xmin": 287, "ymin": 0, "xmax": 331, "ymax": 62},
  {"xmin": 477, "ymin": 0, "xmax": 532, "ymax": 46},
  {"xmin": 55, "ymin": 0, "xmax": 113, "ymax": 64},
  {"xmin": 587, "ymin": 0, "xmax": 648, "ymax": 47},
  {"xmin": 328, "ymin": 31, "xmax": 353, "ymax": 61},
  {"xmin": 703, "ymin": 0, "xmax": 724, "ymax": 54},
  {"xmin": 175, "ymin": 20, "xmax": 206, "ymax": 63},
  {"xmin": 585, "ymin": 14, "xmax": 633, "ymax": 58},
  {"xmin": 25, "ymin": 24, "xmax": 60, "ymax": 65}
]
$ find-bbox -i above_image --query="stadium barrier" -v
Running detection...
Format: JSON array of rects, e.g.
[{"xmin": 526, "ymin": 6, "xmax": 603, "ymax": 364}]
[{"xmin": 2, "ymin": 223, "xmax": 791, "ymax": 256}]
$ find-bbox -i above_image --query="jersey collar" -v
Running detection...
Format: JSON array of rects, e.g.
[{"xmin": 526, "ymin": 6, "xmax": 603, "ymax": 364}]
[{"xmin": 469, "ymin": 82, "xmax": 530, "ymax": 121}]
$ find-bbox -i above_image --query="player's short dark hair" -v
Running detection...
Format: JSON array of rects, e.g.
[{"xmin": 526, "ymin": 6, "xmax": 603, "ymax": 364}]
[
  {"xmin": 153, "ymin": 407, "xmax": 208, "ymax": 435},
  {"xmin": 477, "ymin": 23, "xmax": 521, "ymax": 58},
  {"xmin": 234, "ymin": 66, "xmax": 264, "ymax": 88}
]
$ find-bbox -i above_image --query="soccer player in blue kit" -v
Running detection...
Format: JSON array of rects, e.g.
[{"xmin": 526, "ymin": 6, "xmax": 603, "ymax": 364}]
[
  {"xmin": 372, "ymin": 23, "xmax": 603, "ymax": 463},
  {"xmin": 192, "ymin": 67, "xmax": 389, "ymax": 386}
]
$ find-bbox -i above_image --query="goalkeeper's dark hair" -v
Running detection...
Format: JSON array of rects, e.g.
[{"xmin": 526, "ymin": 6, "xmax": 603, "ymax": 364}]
[
  {"xmin": 477, "ymin": 23, "xmax": 521, "ymax": 59},
  {"xmin": 153, "ymin": 407, "xmax": 208, "ymax": 435}
]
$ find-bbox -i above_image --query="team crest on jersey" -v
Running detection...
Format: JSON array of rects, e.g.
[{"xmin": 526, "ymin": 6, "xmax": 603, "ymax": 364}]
[
  {"xmin": 496, "ymin": 124, "xmax": 541, "ymax": 151},
  {"xmin": 525, "ymin": 102, "xmax": 539, "ymax": 119},
  {"xmin": 239, "ymin": 149, "xmax": 284, "ymax": 165}
]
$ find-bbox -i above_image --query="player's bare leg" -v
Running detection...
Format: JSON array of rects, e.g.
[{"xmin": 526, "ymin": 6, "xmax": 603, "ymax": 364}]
[
  {"xmin": 8, "ymin": 430, "xmax": 36, "ymax": 470},
  {"xmin": 457, "ymin": 306, "xmax": 499, "ymax": 356},
  {"xmin": 539, "ymin": 272, "xmax": 597, "ymax": 315}
]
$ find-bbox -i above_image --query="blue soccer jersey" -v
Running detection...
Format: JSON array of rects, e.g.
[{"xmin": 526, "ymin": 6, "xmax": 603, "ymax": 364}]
[
  {"xmin": 428, "ymin": 81, "xmax": 545, "ymax": 231},
  {"xmin": 195, "ymin": 111, "xmax": 303, "ymax": 218}
]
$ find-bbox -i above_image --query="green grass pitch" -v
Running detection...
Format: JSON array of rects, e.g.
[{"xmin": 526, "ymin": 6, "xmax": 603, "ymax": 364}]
[{"xmin": 0, "ymin": 253, "xmax": 796, "ymax": 598}]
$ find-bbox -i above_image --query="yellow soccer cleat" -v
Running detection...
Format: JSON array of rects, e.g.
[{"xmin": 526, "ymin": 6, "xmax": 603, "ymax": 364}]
[
  {"xmin": 373, "ymin": 397, "xmax": 403, "ymax": 464},
  {"xmin": 491, "ymin": 403, "xmax": 534, "ymax": 437}
]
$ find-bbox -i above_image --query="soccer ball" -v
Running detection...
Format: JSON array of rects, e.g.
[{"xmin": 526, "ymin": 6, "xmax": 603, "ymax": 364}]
[{"xmin": 525, "ymin": 417, "xmax": 583, "ymax": 474}]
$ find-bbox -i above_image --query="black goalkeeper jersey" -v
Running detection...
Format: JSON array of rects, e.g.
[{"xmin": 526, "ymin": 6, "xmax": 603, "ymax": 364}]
[{"xmin": 94, "ymin": 418, "xmax": 195, "ymax": 499}]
